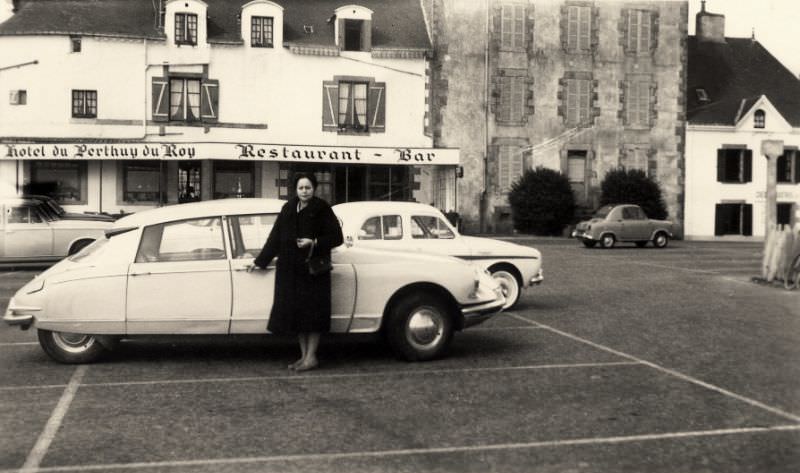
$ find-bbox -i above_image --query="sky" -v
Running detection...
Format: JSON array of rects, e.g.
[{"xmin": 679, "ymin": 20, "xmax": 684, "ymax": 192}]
[{"xmin": 688, "ymin": 0, "xmax": 800, "ymax": 76}]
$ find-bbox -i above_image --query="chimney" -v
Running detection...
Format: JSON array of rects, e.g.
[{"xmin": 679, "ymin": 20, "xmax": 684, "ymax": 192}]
[
  {"xmin": 696, "ymin": 0, "xmax": 726, "ymax": 43},
  {"xmin": 0, "ymin": 0, "xmax": 15, "ymax": 25}
]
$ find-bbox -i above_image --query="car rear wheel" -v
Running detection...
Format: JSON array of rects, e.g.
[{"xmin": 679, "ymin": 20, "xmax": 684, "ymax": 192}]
[
  {"xmin": 491, "ymin": 269, "xmax": 521, "ymax": 310},
  {"xmin": 635, "ymin": 241, "xmax": 648, "ymax": 248},
  {"xmin": 653, "ymin": 232, "xmax": 669, "ymax": 249},
  {"xmin": 600, "ymin": 234, "xmax": 616, "ymax": 249},
  {"xmin": 37, "ymin": 329, "xmax": 107, "ymax": 364},
  {"xmin": 582, "ymin": 240, "xmax": 597, "ymax": 248},
  {"xmin": 385, "ymin": 293, "xmax": 454, "ymax": 361}
]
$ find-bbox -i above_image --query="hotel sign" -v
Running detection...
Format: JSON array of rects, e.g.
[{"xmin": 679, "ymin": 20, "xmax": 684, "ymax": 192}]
[{"xmin": 1, "ymin": 142, "xmax": 460, "ymax": 165}]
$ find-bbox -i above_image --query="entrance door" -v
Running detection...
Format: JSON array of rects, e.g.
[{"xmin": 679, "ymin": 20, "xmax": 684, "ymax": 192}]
[{"xmin": 567, "ymin": 151, "xmax": 588, "ymax": 207}]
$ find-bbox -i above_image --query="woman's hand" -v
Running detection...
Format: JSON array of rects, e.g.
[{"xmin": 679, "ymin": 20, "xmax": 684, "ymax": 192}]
[{"xmin": 296, "ymin": 238, "xmax": 314, "ymax": 249}]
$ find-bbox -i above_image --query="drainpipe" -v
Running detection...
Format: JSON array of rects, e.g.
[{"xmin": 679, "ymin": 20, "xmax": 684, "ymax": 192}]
[{"xmin": 479, "ymin": 0, "xmax": 490, "ymax": 233}]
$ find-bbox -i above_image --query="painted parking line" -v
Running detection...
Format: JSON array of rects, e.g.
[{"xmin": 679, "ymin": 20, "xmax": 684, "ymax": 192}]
[
  {"xmin": 19, "ymin": 366, "xmax": 87, "ymax": 473},
  {"xmin": 7, "ymin": 424, "xmax": 800, "ymax": 473},
  {"xmin": 0, "ymin": 342, "xmax": 38, "ymax": 347},
  {"xmin": 0, "ymin": 361, "xmax": 640, "ymax": 392},
  {"xmin": 506, "ymin": 313, "xmax": 800, "ymax": 423}
]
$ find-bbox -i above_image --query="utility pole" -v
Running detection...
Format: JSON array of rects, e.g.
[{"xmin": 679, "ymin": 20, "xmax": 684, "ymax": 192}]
[{"xmin": 761, "ymin": 139, "xmax": 783, "ymax": 235}]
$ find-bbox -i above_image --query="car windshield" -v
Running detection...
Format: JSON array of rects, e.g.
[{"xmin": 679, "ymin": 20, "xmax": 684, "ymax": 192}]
[
  {"xmin": 44, "ymin": 199, "xmax": 67, "ymax": 217},
  {"xmin": 35, "ymin": 202, "xmax": 59, "ymax": 221},
  {"xmin": 592, "ymin": 205, "xmax": 615, "ymax": 219}
]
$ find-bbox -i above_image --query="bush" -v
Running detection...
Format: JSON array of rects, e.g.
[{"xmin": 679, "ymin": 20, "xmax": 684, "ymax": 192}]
[
  {"xmin": 600, "ymin": 168, "xmax": 668, "ymax": 220},
  {"xmin": 508, "ymin": 167, "xmax": 575, "ymax": 235}
]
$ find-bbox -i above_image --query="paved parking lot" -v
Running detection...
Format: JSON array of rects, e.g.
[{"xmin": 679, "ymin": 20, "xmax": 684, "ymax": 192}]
[{"xmin": 0, "ymin": 240, "xmax": 798, "ymax": 472}]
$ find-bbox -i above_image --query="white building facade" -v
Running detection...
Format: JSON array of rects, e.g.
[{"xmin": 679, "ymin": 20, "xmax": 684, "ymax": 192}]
[
  {"xmin": 0, "ymin": 0, "xmax": 458, "ymax": 214},
  {"xmin": 684, "ymin": 6, "xmax": 800, "ymax": 240}
]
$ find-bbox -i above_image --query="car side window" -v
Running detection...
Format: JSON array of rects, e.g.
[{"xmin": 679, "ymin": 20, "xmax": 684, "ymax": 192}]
[
  {"xmin": 382, "ymin": 215, "xmax": 403, "ymax": 240},
  {"xmin": 8, "ymin": 206, "xmax": 30, "ymax": 224},
  {"xmin": 622, "ymin": 207, "xmax": 635, "ymax": 220},
  {"xmin": 411, "ymin": 215, "xmax": 455, "ymax": 239},
  {"xmin": 228, "ymin": 213, "xmax": 277, "ymax": 259},
  {"xmin": 635, "ymin": 207, "xmax": 648, "ymax": 220},
  {"xmin": 358, "ymin": 216, "xmax": 382, "ymax": 240},
  {"xmin": 136, "ymin": 217, "xmax": 226, "ymax": 263}
]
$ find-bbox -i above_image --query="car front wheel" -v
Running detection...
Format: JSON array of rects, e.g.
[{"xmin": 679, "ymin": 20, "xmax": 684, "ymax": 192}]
[
  {"xmin": 385, "ymin": 293, "xmax": 454, "ymax": 361},
  {"xmin": 600, "ymin": 234, "xmax": 616, "ymax": 249},
  {"xmin": 37, "ymin": 329, "xmax": 107, "ymax": 364},
  {"xmin": 491, "ymin": 269, "xmax": 521, "ymax": 310},
  {"xmin": 653, "ymin": 232, "xmax": 669, "ymax": 249}
]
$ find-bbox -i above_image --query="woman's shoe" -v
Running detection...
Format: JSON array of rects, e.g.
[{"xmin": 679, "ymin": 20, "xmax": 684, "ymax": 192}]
[{"xmin": 293, "ymin": 359, "xmax": 319, "ymax": 372}]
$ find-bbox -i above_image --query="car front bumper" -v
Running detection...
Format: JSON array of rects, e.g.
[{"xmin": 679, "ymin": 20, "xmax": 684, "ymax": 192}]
[
  {"xmin": 461, "ymin": 289, "xmax": 505, "ymax": 328},
  {"xmin": 3, "ymin": 299, "xmax": 37, "ymax": 330},
  {"xmin": 529, "ymin": 268, "xmax": 544, "ymax": 286},
  {"xmin": 571, "ymin": 230, "xmax": 593, "ymax": 240}
]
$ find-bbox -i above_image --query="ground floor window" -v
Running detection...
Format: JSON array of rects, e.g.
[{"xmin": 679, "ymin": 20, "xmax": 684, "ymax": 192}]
[
  {"xmin": 714, "ymin": 203, "xmax": 752, "ymax": 236},
  {"xmin": 214, "ymin": 161, "xmax": 254, "ymax": 199},
  {"xmin": 178, "ymin": 161, "xmax": 202, "ymax": 203},
  {"xmin": 777, "ymin": 202, "xmax": 794, "ymax": 226},
  {"xmin": 567, "ymin": 150, "xmax": 588, "ymax": 206},
  {"xmin": 281, "ymin": 164, "xmax": 410, "ymax": 205},
  {"xmin": 29, "ymin": 160, "xmax": 88, "ymax": 204},
  {"xmin": 122, "ymin": 160, "xmax": 164, "ymax": 204}
]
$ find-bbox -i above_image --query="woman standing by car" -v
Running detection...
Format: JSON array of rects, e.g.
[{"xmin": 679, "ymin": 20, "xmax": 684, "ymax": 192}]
[{"xmin": 249, "ymin": 173, "xmax": 343, "ymax": 371}]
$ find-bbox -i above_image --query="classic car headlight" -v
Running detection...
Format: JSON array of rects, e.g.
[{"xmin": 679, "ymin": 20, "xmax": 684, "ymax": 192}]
[{"xmin": 25, "ymin": 277, "xmax": 45, "ymax": 295}]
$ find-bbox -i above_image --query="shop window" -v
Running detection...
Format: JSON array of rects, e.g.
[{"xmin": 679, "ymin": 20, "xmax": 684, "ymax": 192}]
[
  {"xmin": 214, "ymin": 161, "xmax": 254, "ymax": 199},
  {"xmin": 754, "ymin": 109, "xmax": 765, "ymax": 129},
  {"xmin": 122, "ymin": 160, "xmax": 163, "ymax": 204},
  {"xmin": 71, "ymin": 90, "xmax": 97, "ymax": 118},
  {"xmin": 152, "ymin": 76, "xmax": 218, "ymax": 124},
  {"xmin": 178, "ymin": 161, "xmax": 202, "ymax": 203},
  {"xmin": 322, "ymin": 78, "xmax": 385, "ymax": 133},
  {"xmin": 368, "ymin": 166, "xmax": 407, "ymax": 201},
  {"xmin": 30, "ymin": 160, "xmax": 87, "ymax": 204},
  {"xmin": 251, "ymin": 16, "xmax": 273, "ymax": 48},
  {"xmin": 777, "ymin": 149, "xmax": 800, "ymax": 183},
  {"xmin": 716, "ymin": 148, "xmax": 753, "ymax": 183},
  {"xmin": 500, "ymin": 3, "xmax": 526, "ymax": 51},
  {"xmin": 714, "ymin": 203, "xmax": 752, "ymax": 236},
  {"xmin": 175, "ymin": 13, "xmax": 198, "ymax": 45},
  {"xmin": 564, "ymin": 4, "xmax": 592, "ymax": 52}
]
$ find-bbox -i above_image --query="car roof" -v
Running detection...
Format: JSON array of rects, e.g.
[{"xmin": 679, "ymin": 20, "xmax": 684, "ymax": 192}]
[{"xmin": 113, "ymin": 198, "xmax": 286, "ymax": 228}]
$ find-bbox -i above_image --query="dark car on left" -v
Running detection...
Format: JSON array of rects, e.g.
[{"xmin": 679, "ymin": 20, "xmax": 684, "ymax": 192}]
[{"xmin": 1, "ymin": 195, "xmax": 114, "ymax": 264}]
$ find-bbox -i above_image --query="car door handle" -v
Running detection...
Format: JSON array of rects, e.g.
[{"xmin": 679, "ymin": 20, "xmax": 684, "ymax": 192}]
[{"xmin": 130, "ymin": 272, "xmax": 151, "ymax": 277}]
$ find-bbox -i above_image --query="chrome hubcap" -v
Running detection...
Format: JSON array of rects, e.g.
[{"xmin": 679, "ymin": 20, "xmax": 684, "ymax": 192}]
[
  {"xmin": 656, "ymin": 235, "xmax": 666, "ymax": 246},
  {"xmin": 52, "ymin": 332, "xmax": 95, "ymax": 354},
  {"xmin": 492, "ymin": 271, "xmax": 519, "ymax": 309},
  {"xmin": 407, "ymin": 307, "xmax": 444, "ymax": 347}
]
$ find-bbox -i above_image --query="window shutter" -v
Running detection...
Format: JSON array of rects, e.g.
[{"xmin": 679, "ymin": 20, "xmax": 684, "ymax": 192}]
[
  {"xmin": 361, "ymin": 20, "xmax": 372, "ymax": 51},
  {"xmin": 714, "ymin": 204, "xmax": 724, "ymax": 236},
  {"xmin": 500, "ymin": 4, "xmax": 512, "ymax": 49},
  {"xmin": 200, "ymin": 78, "xmax": 219, "ymax": 123},
  {"xmin": 639, "ymin": 82, "xmax": 650, "ymax": 125},
  {"xmin": 515, "ymin": 5, "xmax": 526, "ymax": 50},
  {"xmin": 716, "ymin": 149, "xmax": 725, "ymax": 182},
  {"xmin": 368, "ymin": 81, "xmax": 386, "ymax": 132},
  {"xmin": 492, "ymin": 2, "xmax": 503, "ymax": 50},
  {"xmin": 322, "ymin": 81, "xmax": 339, "ymax": 131},
  {"xmin": 650, "ymin": 11, "xmax": 660, "ymax": 52},
  {"xmin": 627, "ymin": 10, "xmax": 638, "ymax": 52},
  {"xmin": 640, "ymin": 11, "xmax": 651, "ymax": 52},
  {"xmin": 578, "ymin": 7, "xmax": 591, "ymax": 50},
  {"xmin": 567, "ymin": 79, "xmax": 578, "ymax": 124},
  {"xmin": 579, "ymin": 80, "xmax": 591, "ymax": 125},
  {"xmin": 336, "ymin": 18, "xmax": 345, "ymax": 49},
  {"xmin": 742, "ymin": 204, "xmax": 753, "ymax": 236},
  {"xmin": 152, "ymin": 77, "xmax": 169, "ymax": 122},
  {"xmin": 512, "ymin": 77, "xmax": 525, "ymax": 121},
  {"xmin": 567, "ymin": 6, "xmax": 578, "ymax": 50},
  {"xmin": 794, "ymin": 153, "xmax": 800, "ymax": 183},
  {"xmin": 743, "ymin": 149, "xmax": 753, "ymax": 182}
]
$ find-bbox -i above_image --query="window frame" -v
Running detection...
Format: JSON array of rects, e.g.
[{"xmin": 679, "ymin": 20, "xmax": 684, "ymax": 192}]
[
  {"xmin": 497, "ymin": 75, "xmax": 526, "ymax": 124},
  {"xmin": 30, "ymin": 160, "xmax": 88, "ymax": 205},
  {"xmin": 343, "ymin": 19, "xmax": 363, "ymax": 51},
  {"xmin": 135, "ymin": 217, "xmax": 227, "ymax": 263},
  {"xmin": 251, "ymin": 16, "xmax": 274, "ymax": 48},
  {"xmin": 168, "ymin": 77, "xmax": 202, "ymax": 123},
  {"xmin": 717, "ymin": 148, "xmax": 753, "ymax": 184},
  {"xmin": 121, "ymin": 160, "xmax": 164, "ymax": 204},
  {"xmin": 174, "ymin": 12, "xmax": 198, "ymax": 46},
  {"xmin": 500, "ymin": 3, "xmax": 526, "ymax": 51},
  {"xmin": 410, "ymin": 215, "xmax": 455, "ymax": 240},
  {"xmin": 71, "ymin": 89, "xmax": 97, "ymax": 118},
  {"xmin": 565, "ymin": 78, "xmax": 592, "ymax": 126},
  {"xmin": 627, "ymin": 9, "xmax": 652, "ymax": 54},
  {"xmin": 498, "ymin": 145, "xmax": 524, "ymax": 192},
  {"xmin": 566, "ymin": 4, "xmax": 592, "ymax": 52},
  {"xmin": 754, "ymin": 109, "xmax": 766, "ymax": 129},
  {"xmin": 626, "ymin": 80, "xmax": 651, "ymax": 128},
  {"xmin": 337, "ymin": 80, "xmax": 370, "ymax": 132}
]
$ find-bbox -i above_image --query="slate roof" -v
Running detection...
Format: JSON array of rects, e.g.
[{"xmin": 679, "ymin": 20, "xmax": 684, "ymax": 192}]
[
  {"xmin": 687, "ymin": 36, "xmax": 800, "ymax": 127},
  {"xmin": 0, "ymin": 0, "xmax": 431, "ymax": 49}
]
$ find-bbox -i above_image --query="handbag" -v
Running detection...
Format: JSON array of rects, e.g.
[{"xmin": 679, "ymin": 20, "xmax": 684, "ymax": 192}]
[{"xmin": 306, "ymin": 241, "xmax": 333, "ymax": 276}]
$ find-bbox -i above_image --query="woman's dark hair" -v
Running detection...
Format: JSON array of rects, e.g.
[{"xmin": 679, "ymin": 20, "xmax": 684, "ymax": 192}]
[{"xmin": 293, "ymin": 172, "xmax": 318, "ymax": 190}]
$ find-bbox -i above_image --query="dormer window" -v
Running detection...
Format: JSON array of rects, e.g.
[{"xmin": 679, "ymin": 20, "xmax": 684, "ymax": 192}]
[
  {"xmin": 335, "ymin": 5, "xmax": 373, "ymax": 52},
  {"xmin": 696, "ymin": 88, "xmax": 709, "ymax": 103},
  {"xmin": 175, "ymin": 13, "xmax": 198, "ymax": 45},
  {"xmin": 70, "ymin": 36, "xmax": 81, "ymax": 53},
  {"xmin": 251, "ymin": 16, "xmax": 273, "ymax": 47},
  {"xmin": 754, "ymin": 109, "xmax": 765, "ymax": 129}
]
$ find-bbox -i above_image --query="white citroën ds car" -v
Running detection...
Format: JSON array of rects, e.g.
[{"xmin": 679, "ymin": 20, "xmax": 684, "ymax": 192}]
[
  {"xmin": 333, "ymin": 202, "xmax": 543, "ymax": 310},
  {"xmin": 3, "ymin": 199, "xmax": 505, "ymax": 364}
]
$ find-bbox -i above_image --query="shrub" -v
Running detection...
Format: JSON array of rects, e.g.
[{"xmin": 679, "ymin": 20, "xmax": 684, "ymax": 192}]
[
  {"xmin": 600, "ymin": 168, "xmax": 668, "ymax": 220},
  {"xmin": 508, "ymin": 167, "xmax": 575, "ymax": 235}
]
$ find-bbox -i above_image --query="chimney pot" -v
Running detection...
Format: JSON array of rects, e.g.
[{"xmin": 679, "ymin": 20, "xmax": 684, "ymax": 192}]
[{"xmin": 696, "ymin": 2, "xmax": 725, "ymax": 43}]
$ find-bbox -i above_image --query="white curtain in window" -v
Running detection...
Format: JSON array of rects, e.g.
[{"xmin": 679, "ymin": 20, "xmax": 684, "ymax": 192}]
[
  {"xmin": 187, "ymin": 79, "xmax": 200, "ymax": 121},
  {"xmin": 338, "ymin": 83, "xmax": 350, "ymax": 125},
  {"xmin": 354, "ymin": 83, "xmax": 367, "ymax": 127},
  {"xmin": 170, "ymin": 79, "xmax": 184, "ymax": 119}
]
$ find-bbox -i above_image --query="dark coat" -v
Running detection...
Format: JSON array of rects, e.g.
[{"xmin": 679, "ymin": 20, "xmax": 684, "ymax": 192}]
[{"xmin": 254, "ymin": 196, "xmax": 344, "ymax": 334}]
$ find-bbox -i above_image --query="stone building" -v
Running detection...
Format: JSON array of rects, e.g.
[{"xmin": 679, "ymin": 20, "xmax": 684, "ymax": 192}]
[{"xmin": 427, "ymin": 0, "xmax": 688, "ymax": 233}]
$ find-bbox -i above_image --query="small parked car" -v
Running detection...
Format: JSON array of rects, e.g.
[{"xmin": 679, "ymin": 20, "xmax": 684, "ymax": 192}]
[
  {"xmin": 571, "ymin": 204, "xmax": 675, "ymax": 249},
  {"xmin": 333, "ymin": 201, "xmax": 543, "ymax": 310},
  {"xmin": 3, "ymin": 199, "xmax": 505, "ymax": 363},
  {"xmin": 1, "ymin": 196, "xmax": 114, "ymax": 264}
]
